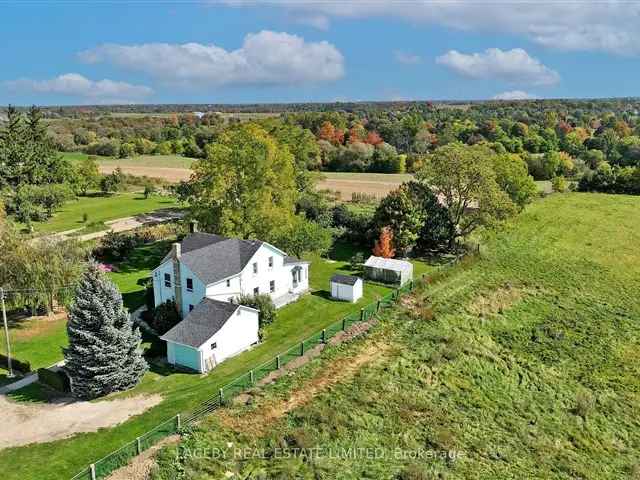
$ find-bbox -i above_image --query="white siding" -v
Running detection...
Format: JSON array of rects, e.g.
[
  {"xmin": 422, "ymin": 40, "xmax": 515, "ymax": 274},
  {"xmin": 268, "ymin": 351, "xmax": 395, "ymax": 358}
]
[
  {"xmin": 179, "ymin": 263, "xmax": 206, "ymax": 319},
  {"xmin": 199, "ymin": 306, "xmax": 259, "ymax": 370},
  {"xmin": 330, "ymin": 279, "xmax": 363, "ymax": 303},
  {"xmin": 205, "ymin": 275, "xmax": 241, "ymax": 303},
  {"xmin": 238, "ymin": 244, "xmax": 309, "ymax": 301},
  {"xmin": 152, "ymin": 260, "xmax": 176, "ymax": 307}
]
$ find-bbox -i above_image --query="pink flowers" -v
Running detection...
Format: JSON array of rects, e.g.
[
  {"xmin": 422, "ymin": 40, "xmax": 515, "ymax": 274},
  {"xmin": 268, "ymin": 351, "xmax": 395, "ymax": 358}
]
[{"xmin": 97, "ymin": 263, "xmax": 116, "ymax": 273}]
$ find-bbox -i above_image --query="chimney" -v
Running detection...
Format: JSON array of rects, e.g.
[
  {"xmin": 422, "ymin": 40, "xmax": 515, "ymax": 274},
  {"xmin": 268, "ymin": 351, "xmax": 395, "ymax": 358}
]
[
  {"xmin": 171, "ymin": 242, "xmax": 181, "ymax": 260},
  {"xmin": 189, "ymin": 220, "xmax": 199, "ymax": 234}
]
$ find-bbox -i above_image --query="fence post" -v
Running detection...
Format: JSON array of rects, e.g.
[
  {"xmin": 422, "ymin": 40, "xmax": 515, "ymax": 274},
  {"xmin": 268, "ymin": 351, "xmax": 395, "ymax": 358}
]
[
  {"xmin": 321, "ymin": 329, "xmax": 326, "ymax": 344},
  {"xmin": 250, "ymin": 370, "xmax": 254, "ymax": 384},
  {"xmin": 300, "ymin": 341, "xmax": 304, "ymax": 355},
  {"xmin": 276, "ymin": 355, "xmax": 281, "ymax": 369},
  {"xmin": 376, "ymin": 299, "xmax": 381, "ymax": 312},
  {"xmin": 219, "ymin": 388, "xmax": 224, "ymax": 404},
  {"xmin": 395, "ymin": 288, "xmax": 400, "ymax": 302},
  {"xmin": 136, "ymin": 436, "xmax": 142, "ymax": 455},
  {"xmin": 176, "ymin": 413, "xmax": 181, "ymax": 430},
  {"xmin": 90, "ymin": 464, "xmax": 96, "ymax": 480},
  {"xmin": 342, "ymin": 317, "xmax": 347, "ymax": 331},
  {"xmin": 360, "ymin": 308, "xmax": 365, "ymax": 321}
]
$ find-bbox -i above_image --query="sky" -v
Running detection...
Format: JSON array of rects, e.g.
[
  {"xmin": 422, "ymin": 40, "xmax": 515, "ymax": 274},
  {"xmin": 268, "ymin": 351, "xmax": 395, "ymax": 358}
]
[{"xmin": 1, "ymin": 0, "xmax": 639, "ymax": 105}]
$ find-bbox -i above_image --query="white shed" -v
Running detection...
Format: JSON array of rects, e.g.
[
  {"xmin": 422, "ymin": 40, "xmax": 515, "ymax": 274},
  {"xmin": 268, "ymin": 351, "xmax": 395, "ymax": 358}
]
[
  {"xmin": 364, "ymin": 256, "xmax": 413, "ymax": 286},
  {"xmin": 330, "ymin": 274, "xmax": 363, "ymax": 303},
  {"xmin": 160, "ymin": 298, "xmax": 259, "ymax": 373}
]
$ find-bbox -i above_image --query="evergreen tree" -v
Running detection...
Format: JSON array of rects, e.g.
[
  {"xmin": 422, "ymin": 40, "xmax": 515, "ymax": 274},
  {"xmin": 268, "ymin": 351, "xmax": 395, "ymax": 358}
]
[{"xmin": 64, "ymin": 263, "xmax": 147, "ymax": 399}]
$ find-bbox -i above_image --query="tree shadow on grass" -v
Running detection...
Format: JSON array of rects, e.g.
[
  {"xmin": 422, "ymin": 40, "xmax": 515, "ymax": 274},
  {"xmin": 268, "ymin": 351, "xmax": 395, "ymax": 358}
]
[{"xmin": 311, "ymin": 290, "xmax": 334, "ymax": 301}]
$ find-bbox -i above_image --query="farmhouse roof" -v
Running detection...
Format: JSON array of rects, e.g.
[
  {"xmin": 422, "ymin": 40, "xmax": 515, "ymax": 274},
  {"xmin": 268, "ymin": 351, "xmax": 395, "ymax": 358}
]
[
  {"xmin": 364, "ymin": 255, "xmax": 413, "ymax": 272},
  {"xmin": 330, "ymin": 274, "xmax": 361, "ymax": 286},
  {"xmin": 161, "ymin": 232, "xmax": 264, "ymax": 285},
  {"xmin": 160, "ymin": 298, "xmax": 239, "ymax": 348}
]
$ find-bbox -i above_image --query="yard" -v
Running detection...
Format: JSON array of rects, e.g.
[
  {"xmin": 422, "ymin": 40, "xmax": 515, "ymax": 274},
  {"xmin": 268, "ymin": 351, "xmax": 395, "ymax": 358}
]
[
  {"xmin": 24, "ymin": 192, "xmax": 179, "ymax": 234},
  {"xmin": 0, "ymin": 240, "xmax": 433, "ymax": 480}
]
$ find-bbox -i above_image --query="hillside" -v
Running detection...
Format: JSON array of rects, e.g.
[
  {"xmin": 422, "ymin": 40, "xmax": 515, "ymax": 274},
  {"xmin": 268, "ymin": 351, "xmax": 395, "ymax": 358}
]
[{"xmin": 152, "ymin": 193, "xmax": 640, "ymax": 479}]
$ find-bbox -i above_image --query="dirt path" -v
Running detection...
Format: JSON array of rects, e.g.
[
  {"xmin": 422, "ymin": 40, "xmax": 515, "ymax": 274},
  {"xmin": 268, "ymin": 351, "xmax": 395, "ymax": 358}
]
[
  {"xmin": 0, "ymin": 394, "xmax": 163, "ymax": 449},
  {"xmin": 218, "ymin": 339, "xmax": 390, "ymax": 437},
  {"xmin": 105, "ymin": 435, "xmax": 180, "ymax": 480}
]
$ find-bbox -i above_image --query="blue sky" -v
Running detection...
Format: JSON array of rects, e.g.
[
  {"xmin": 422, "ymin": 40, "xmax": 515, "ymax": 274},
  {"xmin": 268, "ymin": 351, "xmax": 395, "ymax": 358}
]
[{"xmin": 1, "ymin": 1, "xmax": 639, "ymax": 105}]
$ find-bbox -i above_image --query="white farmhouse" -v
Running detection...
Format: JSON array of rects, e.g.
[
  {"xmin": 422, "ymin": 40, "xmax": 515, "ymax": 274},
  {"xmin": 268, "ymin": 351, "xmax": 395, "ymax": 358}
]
[{"xmin": 151, "ymin": 223, "xmax": 310, "ymax": 371}]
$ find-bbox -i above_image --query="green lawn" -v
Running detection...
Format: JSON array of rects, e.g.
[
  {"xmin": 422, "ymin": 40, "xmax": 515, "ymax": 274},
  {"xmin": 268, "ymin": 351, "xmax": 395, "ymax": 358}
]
[
  {"xmin": 0, "ymin": 239, "xmax": 432, "ymax": 480},
  {"xmin": 156, "ymin": 193, "xmax": 640, "ymax": 479},
  {"xmin": 25, "ymin": 192, "xmax": 179, "ymax": 234},
  {"xmin": 0, "ymin": 315, "xmax": 68, "ymax": 384}
]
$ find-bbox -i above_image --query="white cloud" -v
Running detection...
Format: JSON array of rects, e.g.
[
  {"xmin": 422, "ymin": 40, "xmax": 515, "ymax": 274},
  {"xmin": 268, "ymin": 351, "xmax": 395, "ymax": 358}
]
[
  {"xmin": 436, "ymin": 48, "xmax": 560, "ymax": 86},
  {"xmin": 79, "ymin": 31, "xmax": 344, "ymax": 87},
  {"xmin": 4, "ymin": 73, "xmax": 153, "ymax": 103},
  {"xmin": 394, "ymin": 50, "xmax": 422, "ymax": 65},
  {"xmin": 492, "ymin": 90, "xmax": 538, "ymax": 100},
  {"xmin": 233, "ymin": 1, "xmax": 640, "ymax": 56}
]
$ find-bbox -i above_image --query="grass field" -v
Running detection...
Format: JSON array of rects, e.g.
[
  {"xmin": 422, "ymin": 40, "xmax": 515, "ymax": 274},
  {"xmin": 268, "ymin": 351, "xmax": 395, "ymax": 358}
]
[
  {"xmin": 151, "ymin": 193, "xmax": 640, "ymax": 479},
  {"xmin": 0, "ymin": 240, "xmax": 432, "ymax": 480},
  {"xmin": 0, "ymin": 315, "xmax": 68, "ymax": 385},
  {"xmin": 25, "ymin": 192, "xmax": 179, "ymax": 234}
]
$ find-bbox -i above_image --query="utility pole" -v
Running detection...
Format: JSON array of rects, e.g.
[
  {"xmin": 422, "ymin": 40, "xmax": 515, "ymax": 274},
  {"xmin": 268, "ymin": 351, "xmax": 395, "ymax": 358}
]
[{"xmin": 0, "ymin": 288, "xmax": 13, "ymax": 378}]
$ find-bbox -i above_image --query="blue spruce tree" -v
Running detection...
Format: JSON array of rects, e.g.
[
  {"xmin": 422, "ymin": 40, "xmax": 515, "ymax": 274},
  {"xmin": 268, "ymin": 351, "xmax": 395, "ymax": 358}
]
[{"xmin": 64, "ymin": 263, "xmax": 147, "ymax": 399}]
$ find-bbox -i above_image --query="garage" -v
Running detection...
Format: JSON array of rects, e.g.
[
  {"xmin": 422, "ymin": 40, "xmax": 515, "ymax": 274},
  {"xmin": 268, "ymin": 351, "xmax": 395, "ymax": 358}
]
[{"xmin": 330, "ymin": 274, "xmax": 363, "ymax": 303}]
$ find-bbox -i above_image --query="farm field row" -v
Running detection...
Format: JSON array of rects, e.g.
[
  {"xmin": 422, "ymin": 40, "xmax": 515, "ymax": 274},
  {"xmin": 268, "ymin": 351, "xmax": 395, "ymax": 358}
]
[
  {"xmin": 0, "ymin": 241, "xmax": 434, "ymax": 480},
  {"xmin": 154, "ymin": 192, "xmax": 640, "ymax": 479},
  {"xmin": 66, "ymin": 152, "xmax": 552, "ymax": 200}
]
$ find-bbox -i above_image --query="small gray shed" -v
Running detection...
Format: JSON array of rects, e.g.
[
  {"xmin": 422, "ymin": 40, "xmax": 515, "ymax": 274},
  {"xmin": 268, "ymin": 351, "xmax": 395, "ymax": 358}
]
[
  {"xmin": 364, "ymin": 256, "xmax": 413, "ymax": 286},
  {"xmin": 330, "ymin": 274, "xmax": 363, "ymax": 303}
]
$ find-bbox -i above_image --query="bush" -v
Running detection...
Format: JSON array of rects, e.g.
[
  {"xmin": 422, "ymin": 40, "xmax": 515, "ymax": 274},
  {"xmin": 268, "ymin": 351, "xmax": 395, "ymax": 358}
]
[
  {"xmin": 38, "ymin": 368, "xmax": 71, "ymax": 392},
  {"xmin": 551, "ymin": 175, "xmax": 568, "ymax": 192},
  {"xmin": 236, "ymin": 293, "xmax": 277, "ymax": 329},
  {"xmin": 151, "ymin": 300, "xmax": 181, "ymax": 335}
]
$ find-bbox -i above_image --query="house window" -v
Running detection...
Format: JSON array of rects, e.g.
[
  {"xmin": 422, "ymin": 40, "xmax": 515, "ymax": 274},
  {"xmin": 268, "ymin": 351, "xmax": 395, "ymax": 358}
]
[
  {"xmin": 164, "ymin": 273, "xmax": 171, "ymax": 287},
  {"xmin": 270, "ymin": 280, "xmax": 275, "ymax": 293},
  {"xmin": 268, "ymin": 256, "xmax": 273, "ymax": 268},
  {"xmin": 186, "ymin": 278, "xmax": 193, "ymax": 292},
  {"xmin": 226, "ymin": 279, "xmax": 231, "ymax": 287},
  {"xmin": 253, "ymin": 262, "xmax": 258, "ymax": 274},
  {"xmin": 253, "ymin": 287, "xmax": 259, "ymax": 296},
  {"xmin": 189, "ymin": 304, "xmax": 194, "ymax": 312},
  {"xmin": 210, "ymin": 342, "xmax": 217, "ymax": 350}
]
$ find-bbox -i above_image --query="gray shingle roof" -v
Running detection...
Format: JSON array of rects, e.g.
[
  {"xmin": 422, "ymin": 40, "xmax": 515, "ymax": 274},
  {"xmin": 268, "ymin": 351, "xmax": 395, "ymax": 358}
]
[
  {"xmin": 330, "ymin": 274, "xmax": 361, "ymax": 286},
  {"xmin": 160, "ymin": 298, "xmax": 239, "ymax": 348},
  {"xmin": 162, "ymin": 233, "xmax": 264, "ymax": 285}
]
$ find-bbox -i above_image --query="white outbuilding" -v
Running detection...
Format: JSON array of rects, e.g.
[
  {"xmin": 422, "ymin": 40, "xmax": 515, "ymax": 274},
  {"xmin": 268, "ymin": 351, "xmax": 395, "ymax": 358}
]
[
  {"xmin": 364, "ymin": 256, "xmax": 413, "ymax": 286},
  {"xmin": 330, "ymin": 274, "xmax": 363, "ymax": 303}
]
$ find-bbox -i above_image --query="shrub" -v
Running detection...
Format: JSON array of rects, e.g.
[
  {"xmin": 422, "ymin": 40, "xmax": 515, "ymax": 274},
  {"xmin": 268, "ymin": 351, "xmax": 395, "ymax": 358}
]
[
  {"xmin": 151, "ymin": 300, "xmax": 181, "ymax": 335},
  {"xmin": 97, "ymin": 231, "xmax": 138, "ymax": 259},
  {"xmin": 551, "ymin": 175, "xmax": 568, "ymax": 192},
  {"xmin": 37, "ymin": 368, "xmax": 71, "ymax": 392},
  {"xmin": 236, "ymin": 293, "xmax": 277, "ymax": 328},
  {"xmin": 574, "ymin": 390, "xmax": 596, "ymax": 419},
  {"xmin": 0, "ymin": 354, "xmax": 31, "ymax": 374}
]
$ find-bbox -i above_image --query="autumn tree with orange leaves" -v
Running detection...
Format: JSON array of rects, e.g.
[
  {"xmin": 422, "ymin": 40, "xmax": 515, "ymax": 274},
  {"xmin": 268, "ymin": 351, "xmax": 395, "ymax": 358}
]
[{"xmin": 372, "ymin": 227, "xmax": 396, "ymax": 258}]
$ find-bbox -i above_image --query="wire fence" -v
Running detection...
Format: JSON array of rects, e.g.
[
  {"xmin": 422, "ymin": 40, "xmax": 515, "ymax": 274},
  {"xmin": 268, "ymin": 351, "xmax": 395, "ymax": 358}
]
[{"xmin": 69, "ymin": 253, "xmax": 470, "ymax": 480}]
